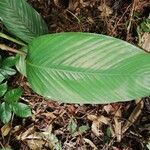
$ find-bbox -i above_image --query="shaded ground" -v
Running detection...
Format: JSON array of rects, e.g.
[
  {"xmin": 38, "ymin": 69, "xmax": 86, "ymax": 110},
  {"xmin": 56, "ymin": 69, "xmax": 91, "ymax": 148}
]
[{"xmin": 0, "ymin": 0, "xmax": 150, "ymax": 149}]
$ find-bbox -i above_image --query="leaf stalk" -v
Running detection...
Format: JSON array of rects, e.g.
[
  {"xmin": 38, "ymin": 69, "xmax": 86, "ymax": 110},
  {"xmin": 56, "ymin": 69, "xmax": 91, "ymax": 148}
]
[
  {"xmin": 0, "ymin": 44, "xmax": 26, "ymax": 55},
  {"xmin": 0, "ymin": 32, "xmax": 26, "ymax": 46}
]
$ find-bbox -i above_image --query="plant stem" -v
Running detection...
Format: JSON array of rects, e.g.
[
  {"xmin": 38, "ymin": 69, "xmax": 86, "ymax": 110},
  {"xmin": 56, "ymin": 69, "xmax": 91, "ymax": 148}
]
[
  {"xmin": 0, "ymin": 44, "xmax": 26, "ymax": 55},
  {"xmin": 0, "ymin": 32, "xmax": 26, "ymax": 46}
]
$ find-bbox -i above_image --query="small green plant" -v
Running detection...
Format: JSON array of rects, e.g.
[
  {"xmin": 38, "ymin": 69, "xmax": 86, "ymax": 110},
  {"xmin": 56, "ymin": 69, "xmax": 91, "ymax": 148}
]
[
  {"xmin": 0, "ymin": 56, "xmax": 17, "ymax": 99},
  {"xmin": 0, "ymin": 56, "xmax": 17, "ymax": 78},
  {"xmin": 139, "ymin": 17, "xmax": 150, "ymax": 32},
  {"xmin": 137, "ymin": 16, "xmax": 150, "ymax": 38},
  {"xmin": 67, "ymin": 118, "xmax": 89, "ymax": 137},
  {"xmin": 0, "ymin": 80, "xmax": 31, "ymax": 123},
  {"xmin": 0, "ymin": 0, "xmax": 150, "ymax": 105},
  {"xmin": 0, "ymin": 51, "xmax": 31, "ymax": 124}
]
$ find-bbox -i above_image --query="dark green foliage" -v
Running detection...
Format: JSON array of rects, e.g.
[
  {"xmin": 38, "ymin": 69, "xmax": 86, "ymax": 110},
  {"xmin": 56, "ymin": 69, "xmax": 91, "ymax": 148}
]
[{"xmin": 0, "ymin": 0, "xmax": 48, "ymax": 43}]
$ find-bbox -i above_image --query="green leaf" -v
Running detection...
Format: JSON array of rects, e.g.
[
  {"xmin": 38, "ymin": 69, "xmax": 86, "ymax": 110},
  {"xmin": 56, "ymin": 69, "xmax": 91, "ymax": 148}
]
[
  {"xmin": 0, "ymin": 102, "xmax": 12, "ymax": 124},
  {"xmin": 2, "ymin": 56, "xmax": 17, "ymax": 67},
  {"xmin": 0, "ymin": 0, "xmax": 48, "ymax": 43},
  {"xmin": 12, "ymin": 102, "xmax": 31, "ymax": 118},
  {"xmin": 73, "ymin": 125, "xmax": 89, "ymax": 137},
  {"xmin": 140, "ymin": 18, "xmax": 150, "ymax": 32},
  {"xmin": 0, "ymin": 56, "xmax": 16, "ymax": 78},
  {"xmin": 0, "ymin": 82, "xmax": 7, "ymax": 97},
  {"xmin": 0, "ymin": 73, "xmax": 5, "ymax": 83},
  {"xmin": 26, "ymin": 32, "xmax": 150, "ymax": 104},
  {"xmin": 67, "ymin": 118, "xmax": 77, "ymax": 134},
  {"xmin": 79, "ymin": 125, "xmax": 89, "ymax": 134},
  {"xmin": 15, "ymin": 47, "xmax": 27, "ymax": 76},
  {"xmin": 0, "ymin": 67, "xmax": 16, "ymax": 77},
  {"xmin": 4, "ymin": 88, "xmax": 22, "ymax": 103},
  {"xmin": 43, "ymin": 133, "xmax": 62, "ymax": 150}
]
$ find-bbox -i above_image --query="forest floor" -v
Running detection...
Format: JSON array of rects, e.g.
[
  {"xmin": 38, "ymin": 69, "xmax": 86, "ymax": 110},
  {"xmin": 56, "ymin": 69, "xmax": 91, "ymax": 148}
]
[{"xmin": 0, "ymin": 0, "xmax": 150, "ymax": 149}]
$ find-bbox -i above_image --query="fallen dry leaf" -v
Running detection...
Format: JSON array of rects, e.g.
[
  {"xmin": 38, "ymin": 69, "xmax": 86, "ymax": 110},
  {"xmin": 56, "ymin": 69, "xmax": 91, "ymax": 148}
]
[
  {"xmin": 80, "ymin": 0, "xmax": 90, "ymax": 7},
  {"xmin": 103, "ymin": 104, "xmax": 114, "ymax": 114},
  {"xmin": 16, "ymin": 124, "xmax": 60, "ymax": 149},
  {"xmin": 113, "ymin": 109, "xmax": 122, "ymax": 142},
  {"xmin": 68, "ymin": 0, "xmax": 79, "ymax": 11},
  {"xmin": 1, "ymin": 123, "xmax": 11, "ymax": 136},
  {"xmin": 12, "ymin": 125, "xmax": 21, "ymax": 133},
  {"xmin": 41, "ymin": 112, "xmax": 56, "ymax": 119},
  {"xmin": 139, "ymin": 32, "xmax": 150, "ymax": 52},
  {"xmin": 92, "ymin": 120, "xmax": 102, "ymax": 136},
  {"xmin": 98, "ymin": 3, "xmax": 113, "ymax": 17},
  {"xmin": 83, "ymin": 138, "xmax": 98, "ymax": 150},
  {"xmin": 88, "ymin": 115, "xmax": 109, "ymax": 124},
  {"xmin": 122, "ymin": 101, "xmax": 143, "ymax": 134},
  {"xmin": 26, "ymin": 139, "xmax": 45, "ymax": 150},
  {"xmin": 53, "ymin": 0, "xmax": 60, "ymax": 7},
  {"xmin": 17, "ymin": 126, "xmax": 35, "ymax": 140},
  {"xmin": 87, "ymin": 115, "xmax": 110, "ymax": 136},
  {"xmin": 87, "ymin": 115, "xmax": 98, "ymax": 121}
]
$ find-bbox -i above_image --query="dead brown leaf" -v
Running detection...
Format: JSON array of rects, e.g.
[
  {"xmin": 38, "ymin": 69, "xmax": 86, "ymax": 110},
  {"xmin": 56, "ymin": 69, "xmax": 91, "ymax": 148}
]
[
  {"xmin": 1, "ymin": 123, "xmax": 11, "ymax": 136},
  {"xmin": 26, "ymin": 139, "xmax": 45, "ymax": 150},
  {"xmin": 87, "ymin": 115, "xmax": 110, "ymax": 136},
  {"xmin": 139, "ymin": 32, "xmax": 150, "ymax": 52},
  {"xmin": 17, "ymin": 126, "xmax": 35, "ymax": 140},
  {"xmin": 122, "ymin": 101, "xmax": 143, "ymax": 134},
  {"xmin": 53, "ymin": 0, "xmax": 60, "ymax": 7},
  {"xmin": 41, "ymin": 112, "xmax": 56, "ymax": 119},
  {"xmin": 98, "ymin": 3, "xmax": 113, "ymax": 17},
  {"xmin": 83, "ymin": 138, "xmax": 98, "ymax": 150},
  {"xmin": 113, "ymin": 109, "xmax": 122, "ymax": 142},
  {"xmin": 103, "ymin": 104, "xmax": 114, "ymax": 114}
]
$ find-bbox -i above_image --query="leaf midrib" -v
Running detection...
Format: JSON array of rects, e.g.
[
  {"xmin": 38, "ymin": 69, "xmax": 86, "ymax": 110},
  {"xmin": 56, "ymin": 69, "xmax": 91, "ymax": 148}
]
[{"xmin": 26, "ymin": 61, "xmax": 145, "ymax": 77}]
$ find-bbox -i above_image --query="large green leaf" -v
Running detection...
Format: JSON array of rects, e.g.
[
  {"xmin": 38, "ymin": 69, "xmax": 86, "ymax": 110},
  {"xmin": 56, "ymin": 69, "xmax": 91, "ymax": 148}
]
[
  {"xmin": 0, "ymin": 0, "xmax": 48, "ymax": 43},
  {"xmin": 26, "ymin": 32, "xmax": 150, "ymax": 104}
]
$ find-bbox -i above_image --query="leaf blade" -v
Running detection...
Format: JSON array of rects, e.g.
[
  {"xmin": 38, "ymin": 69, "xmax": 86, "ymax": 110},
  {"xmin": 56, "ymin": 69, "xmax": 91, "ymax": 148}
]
[
  {"xmin": 0, "ymin": 102, "xmax": 12, "ymax": 124},
  {"xmin": 12, "ymin": 102, "xmax": 31, "ymax": 118},
  {"xmin": 4, "ymin": 88, "xmax": 23, "ymax": 103},
  {"xmin": 0, "ymin": 0, "xmax": 48, "ymax": 43},
  {"xmin": 0, "ymin": 74, "xmax": 5, "ymax": 83},
  {"xmin": 0, "ymin": 82, "xmax": 7, "ymax": 97},
  {"xmin": 26, "ymin": 32, "xmax": 150, "ymax": 104}
]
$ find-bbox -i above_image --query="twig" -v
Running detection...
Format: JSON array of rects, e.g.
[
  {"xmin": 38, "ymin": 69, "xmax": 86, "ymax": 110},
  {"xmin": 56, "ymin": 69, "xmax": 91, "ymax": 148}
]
[
  {"xmin": 0, "ymin": 44, "xmax": 26, "ymax": 55},
  {"xmin": 66, "ymin": 9, "xmax": 81, "ymax": 23},
  {"xmin": 126, "ymin": 0, "xmax": 137, "ymax": 40},
  {"xmin": 66, "ymin": 9, "xmax": 83, "ymax": 31},
  {"xmin": 6, "ymin": 113, "xmax": 14, "ymax": 145},
  {"xmin": 0, "ymin": 141, "xmax": 5, "ymax": 149},
  {"xmin": 110, "ymin": 4, "xmax": 131, "ymax": 35}
]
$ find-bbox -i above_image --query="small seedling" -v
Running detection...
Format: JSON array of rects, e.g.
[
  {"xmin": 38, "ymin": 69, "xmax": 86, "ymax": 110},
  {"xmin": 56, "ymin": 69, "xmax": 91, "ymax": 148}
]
[{"xmin": 0, "ymin": 87, "xmax": 31, "ymax": 124}]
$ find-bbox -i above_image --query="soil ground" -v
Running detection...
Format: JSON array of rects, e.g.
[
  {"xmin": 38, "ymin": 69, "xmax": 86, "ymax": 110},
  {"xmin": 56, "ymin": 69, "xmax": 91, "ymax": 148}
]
[{"xmin": 0, "ymin": 0, "xmax": 150, "ymax": 149}]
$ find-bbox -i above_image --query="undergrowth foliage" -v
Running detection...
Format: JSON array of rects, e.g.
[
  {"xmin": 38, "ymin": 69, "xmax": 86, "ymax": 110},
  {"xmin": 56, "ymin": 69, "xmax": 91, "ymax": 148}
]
[
  {"xmin": 0, "ymin": 0, "xmax": 150, "ymax": 118},
  {"xmin": 0, "ymin": 56, "xmax": 31, "ymax": 123}
]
